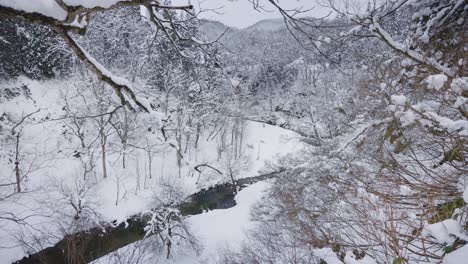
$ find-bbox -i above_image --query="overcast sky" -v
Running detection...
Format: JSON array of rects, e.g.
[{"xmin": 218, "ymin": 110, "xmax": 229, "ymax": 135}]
[{"xmin": 175, "ymin": 0, "xmax": 334, "ymax": 29}]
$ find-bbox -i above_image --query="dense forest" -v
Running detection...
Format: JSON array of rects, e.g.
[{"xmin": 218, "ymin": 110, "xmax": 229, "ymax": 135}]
[{"xmin": 0, "ymin": 0, "xmax": 467, "ymax": 263}]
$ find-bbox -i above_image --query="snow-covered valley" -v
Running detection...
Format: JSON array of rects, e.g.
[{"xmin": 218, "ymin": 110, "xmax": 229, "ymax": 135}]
[
  {"xmin": 0, "ymin": 77, "xmax": 304, "ymax": 263},
  {"xmin": 1, "ymin": 1, "xmax": 467, "ymax": 264},
  {"xmin": 93, "ymin": 181, "xmax": 273, "ymax": 264}
]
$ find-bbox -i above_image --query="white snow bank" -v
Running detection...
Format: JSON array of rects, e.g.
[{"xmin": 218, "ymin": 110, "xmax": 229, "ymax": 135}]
[
  {"xmin": 184, "ymin": 181, "xmax": 270, "ymax": 260},
  {"xmin": 0, "ymin": 77, "xmax": 306, "ymax": 264},
  {"xmin": 93, "ymin": 181, "xmax": 271, "ymax": 264},
  {"xmin": 241, "ymin": 121, "xmax": 303, "ymax": 177},
  {"xmin": 444, "ymin": 244, "xmax": 468, "ymax": 264},
  {"xmin": 422, "ymin": 219, "xmax": 468, "ymax": 244}
]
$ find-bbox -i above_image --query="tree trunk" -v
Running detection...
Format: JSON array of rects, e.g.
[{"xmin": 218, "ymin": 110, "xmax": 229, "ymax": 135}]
[
  {"xmin": 238, "ymin": 119, "xmax": 244, "ymax": 159},
  {"xmin": 15, "ymin": 133, "xmax": 21, "ymax": 193},
  {"xmin": 101, "ymin": 135, "xmax": 107, "ymax": 179},
  {"xmin": 147, "ymin": 146, "xmax": 152, "ymax": 179},
  {"xmin": 122, "ymin": 145, "xmax": 126, "ymax": 169}
]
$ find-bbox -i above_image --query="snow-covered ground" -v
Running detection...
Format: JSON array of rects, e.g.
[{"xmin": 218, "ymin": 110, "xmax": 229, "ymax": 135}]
[
  {"xmin": 183, "ymin": 181, "xmax": 270, "ymax": 262},
  {"xmin": 0, "ymin": 77, "xmax": 304, "ymax": 263},
  {"xmin": 93, "ymin": 181, "xmax": 272, "ymax": 264}
]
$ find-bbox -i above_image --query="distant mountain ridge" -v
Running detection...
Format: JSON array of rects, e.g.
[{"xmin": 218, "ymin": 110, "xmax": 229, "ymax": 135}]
[
  {"xmin": 243, "ymin": 18, "xmax": 285, "ymax": 32},
  {"xmin": 199, "ymin": 18, "xmax": 286, "ymax": 42},
  {"xmin": 199, "ymin": 19, "xmax": 234, "ymax": 42}
]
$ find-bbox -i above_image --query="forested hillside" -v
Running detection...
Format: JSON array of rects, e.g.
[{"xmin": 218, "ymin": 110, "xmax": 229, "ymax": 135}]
[{"xmin": 0, "ymin": 0, "xmax": 466, "ymax": 264}]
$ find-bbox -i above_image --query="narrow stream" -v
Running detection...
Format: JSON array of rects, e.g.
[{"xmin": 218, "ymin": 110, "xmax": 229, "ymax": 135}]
[{"xmin": 15, "ymin": 171, "xmax": 281, "ymax": 264}]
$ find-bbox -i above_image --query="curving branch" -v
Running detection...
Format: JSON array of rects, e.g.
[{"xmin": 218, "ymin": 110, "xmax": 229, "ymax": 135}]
[
  {"xmin": 249, "ymin": 0, "xmax": 348, "ymax": 64},
  {"xmin": 58, "ymin": 28, "xmax": 149, "ymax": 111},
  {"xmin": 0, "ymin": 0, "xmax": 194, "ymax": 112},
  {"xmin": 369, "ymin": 17, "xmax": 455, "ymax": 77},
  {"xmin": 322, "ymin": 0, "xmax": 458, "ymax": 77}
]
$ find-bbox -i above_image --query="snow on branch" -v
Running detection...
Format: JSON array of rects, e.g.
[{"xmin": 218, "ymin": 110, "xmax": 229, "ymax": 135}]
[
  {"xmin": 0, "ymin": 1, "xmax": 193, "ymax": 27},
  {"xmin": 323, "ymin": 0, "xmax": 458, "ymax": 77},
  {"xmin": 370, "ymin": 16, "xmax": 455, "ymax": 77},
  {"xmin": 0, "ymin": 0, "xmax": 194, "ymax": 112},
  {"xmin": 58, "ymin": 29, "xmax": 149, "ymax": 112}
]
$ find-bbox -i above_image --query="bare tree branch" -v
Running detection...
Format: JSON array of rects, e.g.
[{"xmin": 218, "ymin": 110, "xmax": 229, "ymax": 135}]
[{"xmin": 0, "ymin": 0, "xmax": 195, "ymax": 112}]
